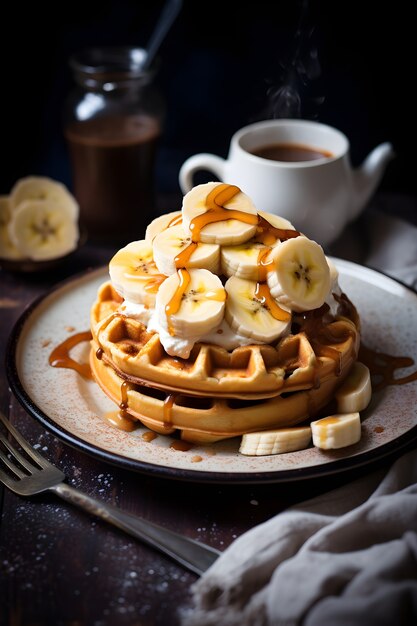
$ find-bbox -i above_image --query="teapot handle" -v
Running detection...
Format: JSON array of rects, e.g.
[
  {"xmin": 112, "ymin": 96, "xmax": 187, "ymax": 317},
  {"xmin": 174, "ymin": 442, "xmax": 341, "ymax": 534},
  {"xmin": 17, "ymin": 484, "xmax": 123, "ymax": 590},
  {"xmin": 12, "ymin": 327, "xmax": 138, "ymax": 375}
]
[{"xmin": 179, "ymin": 154, "xmax": 226, "ymax": 193}]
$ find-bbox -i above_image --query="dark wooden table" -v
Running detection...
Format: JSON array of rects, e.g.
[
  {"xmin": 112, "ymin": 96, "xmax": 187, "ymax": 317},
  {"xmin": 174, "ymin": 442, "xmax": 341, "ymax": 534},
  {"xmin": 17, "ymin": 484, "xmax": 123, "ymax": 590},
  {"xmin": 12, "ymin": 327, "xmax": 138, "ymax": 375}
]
[{"xmin": 1, "ymin": 193, "xmax": 416, "ymax": 626}]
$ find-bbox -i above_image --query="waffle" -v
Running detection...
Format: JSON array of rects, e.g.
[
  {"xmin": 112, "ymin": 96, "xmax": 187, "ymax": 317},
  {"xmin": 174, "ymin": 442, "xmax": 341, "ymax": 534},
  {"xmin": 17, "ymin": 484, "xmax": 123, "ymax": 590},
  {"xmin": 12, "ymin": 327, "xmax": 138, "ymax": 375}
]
[{"xmin": 90, "ymin": 281, "xmax": 360, "ymax": 443}]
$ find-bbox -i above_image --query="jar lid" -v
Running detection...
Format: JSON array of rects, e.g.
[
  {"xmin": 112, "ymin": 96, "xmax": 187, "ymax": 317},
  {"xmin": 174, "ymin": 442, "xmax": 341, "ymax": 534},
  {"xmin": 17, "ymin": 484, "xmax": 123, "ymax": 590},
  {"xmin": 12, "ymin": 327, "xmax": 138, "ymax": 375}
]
[{"xmin": 70, "ymin": 46, "xmax": 157, "ymax": 87}]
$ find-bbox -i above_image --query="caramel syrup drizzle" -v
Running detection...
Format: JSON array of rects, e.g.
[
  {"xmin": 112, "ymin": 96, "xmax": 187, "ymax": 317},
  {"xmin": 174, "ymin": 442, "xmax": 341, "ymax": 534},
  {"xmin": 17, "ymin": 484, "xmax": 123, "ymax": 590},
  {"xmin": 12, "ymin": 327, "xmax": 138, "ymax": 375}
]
[
  {"xmin": 189, "ymin": 183, "xmax": 259, "ymax": 242},
  {"xmin": 254, "ymin": 282, "xmax": 291, "ymax": 322},
  {"xmin": 116, "ymin": 247, "xmax": 166, "ymax": 294},
  {"xmin": 165, "ymin": 183, "xmax": 299, "ymax": 331},
  {"xmin": 295, "ymin": 304, "xmax": 355, "ymax": 376},
  {"xmin": 175, "ymin": 241, "xmax": 198, "ymax": 269},
  {"xmin": 359, "ymin": 344, "xmax": 417, "ymax": 391},
  {"xmin": 255, "ymin": 215, "xmax": 301, "ymax": 245},
  {"xmin": 164, "ymin": 267, "xmax": 226, "ymax": 336},
  {"xmin": 254, "ymin": 247, "xmax": 291, "ymax": 322},
  {"xmin": 163, "ymin": 393, "xmax": 176, "ymax": 427},
  {"xmin": 165, "ymin": 184, "xmax": 246, "ymax": 333},
  {"xmin": 165, "ymin": 268, "xmax": 191, "ymax": 336},
  {"xmin": 144, "ymin": 274, "xmax": 166, "ymax": 294},
  {"xmin": 168, "ymin": 213, "xmax": 183, "ymax": 227},
  {"xmin": 49, "ymin": 331, "xmax": 93, "ymax": 380}
]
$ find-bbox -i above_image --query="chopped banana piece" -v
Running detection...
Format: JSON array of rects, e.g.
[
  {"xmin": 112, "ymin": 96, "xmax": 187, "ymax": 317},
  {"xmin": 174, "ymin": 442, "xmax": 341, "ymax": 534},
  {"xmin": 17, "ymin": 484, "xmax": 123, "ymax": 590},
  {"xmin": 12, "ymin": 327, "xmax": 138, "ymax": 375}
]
[
  {"xmin": 153, "ymin": 224, "xmax": 220, "ymax": 276},
  {"xmin": 145, "ymin": 210, "xmax": 182, "ymax": 242},
  {"xmin": 239, "ymin": 426, "xmax": 312, "ymax": 456},
  {"xmin": 336, "ymin": 362, "xmax": 372, "ymax": 413},
  {"xmin": 155, "ymin": 268, "xmax": 226, "ymax": 339},
  {"xmin": 109, "ymin": 239, "xmax": 164, "ymax": 307},
  {"xmin": 267, "ymin": 237, "xmax": 331, "ymax": 312},
  {"xmin": 311, "ymin": 412, "xmax": 361, "ymax": 449},
  {"xmin": 224, "ymin": 275, "xmax": 291, "ymax": 343},
  {"xmin": 182, "ymin": 182, "xmax": 258, "ymax": 245}
]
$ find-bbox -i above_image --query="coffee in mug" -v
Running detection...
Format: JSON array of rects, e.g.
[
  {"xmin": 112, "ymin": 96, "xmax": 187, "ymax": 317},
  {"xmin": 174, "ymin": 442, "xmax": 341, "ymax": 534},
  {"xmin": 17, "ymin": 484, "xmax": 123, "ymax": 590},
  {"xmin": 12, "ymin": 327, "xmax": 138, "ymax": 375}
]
[{"xmin": 250, "ymin": 143, "xmax": 333, "ymax": 162}]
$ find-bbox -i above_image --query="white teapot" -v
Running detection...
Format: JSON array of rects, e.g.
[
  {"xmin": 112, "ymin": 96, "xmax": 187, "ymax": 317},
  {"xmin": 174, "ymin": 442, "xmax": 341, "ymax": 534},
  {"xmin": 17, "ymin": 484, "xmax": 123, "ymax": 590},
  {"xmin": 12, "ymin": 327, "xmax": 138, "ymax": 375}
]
[{"xmin": 179, "ymin": 119, "xmax": 395, "ymax": 247}]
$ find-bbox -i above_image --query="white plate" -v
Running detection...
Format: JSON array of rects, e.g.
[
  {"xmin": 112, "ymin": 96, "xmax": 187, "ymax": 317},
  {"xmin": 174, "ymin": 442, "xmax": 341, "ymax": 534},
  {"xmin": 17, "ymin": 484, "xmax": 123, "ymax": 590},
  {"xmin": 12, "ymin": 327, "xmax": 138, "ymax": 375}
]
[{"xmin": 6, "ymin": 260, "xmax": 417, "ymax": 483}]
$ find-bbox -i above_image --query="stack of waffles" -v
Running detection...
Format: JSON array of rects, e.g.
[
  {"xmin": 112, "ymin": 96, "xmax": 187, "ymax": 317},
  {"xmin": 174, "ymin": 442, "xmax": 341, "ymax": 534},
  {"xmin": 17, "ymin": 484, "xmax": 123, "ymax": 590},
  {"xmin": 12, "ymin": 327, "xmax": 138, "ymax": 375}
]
[{"xmin": 90, "ymin": 182, "xmax": 361, "ymax": 445}]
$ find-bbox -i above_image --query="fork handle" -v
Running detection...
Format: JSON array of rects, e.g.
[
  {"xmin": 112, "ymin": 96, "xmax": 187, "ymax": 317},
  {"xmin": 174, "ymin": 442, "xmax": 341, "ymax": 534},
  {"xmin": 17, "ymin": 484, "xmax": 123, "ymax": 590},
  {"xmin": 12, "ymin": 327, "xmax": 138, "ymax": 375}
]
[{"xmin": 49, "ymin": 482, "xmax": 220, "ymax": 576}]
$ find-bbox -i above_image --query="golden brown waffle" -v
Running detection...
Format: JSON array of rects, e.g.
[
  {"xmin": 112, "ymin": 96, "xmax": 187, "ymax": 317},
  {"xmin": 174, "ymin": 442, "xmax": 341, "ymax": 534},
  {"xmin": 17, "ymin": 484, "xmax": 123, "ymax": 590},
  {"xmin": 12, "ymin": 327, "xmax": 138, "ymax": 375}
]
[{"xmin": 89, "ymin": 281, "xmax": 360, "ymax": 443}]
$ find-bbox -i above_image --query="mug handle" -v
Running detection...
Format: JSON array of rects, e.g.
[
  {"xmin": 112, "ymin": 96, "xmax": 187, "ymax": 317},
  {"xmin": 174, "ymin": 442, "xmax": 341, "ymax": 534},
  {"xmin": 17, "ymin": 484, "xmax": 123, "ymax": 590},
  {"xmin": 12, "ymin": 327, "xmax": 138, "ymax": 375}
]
[{"xmin": 179, "ymin": 154, "xmax": 226, "ymax": 193}]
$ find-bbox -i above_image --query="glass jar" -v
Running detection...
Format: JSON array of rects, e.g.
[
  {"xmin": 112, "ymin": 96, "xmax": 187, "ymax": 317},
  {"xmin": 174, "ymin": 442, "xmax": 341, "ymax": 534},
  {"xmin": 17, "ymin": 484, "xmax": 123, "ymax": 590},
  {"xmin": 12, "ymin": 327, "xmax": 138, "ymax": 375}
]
[{"xmin": 64, "ymin": 46, "xmax": 165, "ymax": 243}]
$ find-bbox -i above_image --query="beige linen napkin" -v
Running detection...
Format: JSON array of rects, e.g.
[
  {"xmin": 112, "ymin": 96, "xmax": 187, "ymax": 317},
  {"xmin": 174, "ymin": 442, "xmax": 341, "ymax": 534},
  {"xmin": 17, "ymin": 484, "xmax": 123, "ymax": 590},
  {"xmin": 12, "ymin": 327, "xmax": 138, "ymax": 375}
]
[
  {"xmin": 181, "ymin": 449, "xmax": 417, "ymax": 626},
  {"xmin": 181, "ymin": 211, "xmax": 417, "ymax": 626}
]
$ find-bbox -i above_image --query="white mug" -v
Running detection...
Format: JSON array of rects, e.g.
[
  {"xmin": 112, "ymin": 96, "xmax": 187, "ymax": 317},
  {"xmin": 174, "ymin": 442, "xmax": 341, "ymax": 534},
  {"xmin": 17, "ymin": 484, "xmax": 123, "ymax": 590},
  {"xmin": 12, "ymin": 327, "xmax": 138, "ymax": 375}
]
[{"xmin": 179, "ymin": 119, "xmax": 394, "ymax": 247}]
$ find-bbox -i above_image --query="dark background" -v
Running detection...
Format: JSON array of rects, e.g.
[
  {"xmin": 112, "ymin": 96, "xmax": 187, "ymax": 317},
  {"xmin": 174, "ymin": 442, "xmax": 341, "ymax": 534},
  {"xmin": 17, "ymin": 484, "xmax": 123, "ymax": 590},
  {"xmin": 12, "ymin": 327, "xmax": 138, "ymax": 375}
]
[{"xmin": 0, "ymin": 0, "xmax": 415, "ymax": 203}]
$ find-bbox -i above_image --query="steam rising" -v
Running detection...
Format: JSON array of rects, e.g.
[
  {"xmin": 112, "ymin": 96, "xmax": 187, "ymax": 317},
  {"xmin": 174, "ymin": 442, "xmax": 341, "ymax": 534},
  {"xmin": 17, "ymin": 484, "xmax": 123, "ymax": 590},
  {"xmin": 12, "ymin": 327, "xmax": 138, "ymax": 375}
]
[{"xmin": 261, "ymin": 0, "xmax": 324, "ymax": 120}]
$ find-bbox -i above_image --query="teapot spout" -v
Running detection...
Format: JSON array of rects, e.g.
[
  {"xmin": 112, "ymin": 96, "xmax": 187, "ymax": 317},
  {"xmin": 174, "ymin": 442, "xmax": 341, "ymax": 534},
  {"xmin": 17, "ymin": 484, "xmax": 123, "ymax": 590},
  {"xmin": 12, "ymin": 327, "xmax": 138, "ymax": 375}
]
[{"xmin": 351, "ymin": 142, "xmax": 395, "ymax": 219}]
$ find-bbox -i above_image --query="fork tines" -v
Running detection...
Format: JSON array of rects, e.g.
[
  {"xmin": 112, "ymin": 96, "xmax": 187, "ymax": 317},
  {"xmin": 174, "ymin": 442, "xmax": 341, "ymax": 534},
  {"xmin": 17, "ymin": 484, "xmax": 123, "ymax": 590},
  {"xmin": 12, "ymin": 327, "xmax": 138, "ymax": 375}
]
[{"xmin": 0, "ymin": 411, "xmax": 49, "ymax": 478}]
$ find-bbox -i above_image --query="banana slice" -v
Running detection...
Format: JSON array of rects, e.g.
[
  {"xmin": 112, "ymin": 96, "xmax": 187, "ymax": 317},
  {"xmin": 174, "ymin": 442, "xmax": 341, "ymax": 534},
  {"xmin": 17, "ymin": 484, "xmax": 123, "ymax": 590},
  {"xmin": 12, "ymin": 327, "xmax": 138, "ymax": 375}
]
[
  {"xmin": 335, "ymin": 362, "xmax": 372, "ymax": 413},
  {"xmin": 8, "ymin": 199, "xmax": 78, "ymax": 261},
  {"xmin": 267, "ymin": 237, "xmax": 331, "ymax": 312},
  {"xmin": 145, "ymin": 210, "xmax": 182, "ymax": 242},
  {"xmin": 182, "ymin": 182, "xmax": 258, "ymax": 245},
  {"xmin": 155, "ymin": 268, "xmax": 226, "ymax": 338},
  {"xmin": 255, "ymin": 209, "xmax": 298, "ymax": 245},
  {"xmin": 10, "ymin": 176, "xmax": 79, "ymax": 220},
  {"xmin": 257, "ymin": 210, "xmax": 295, "ymax": 231},
  {"xmin": 109, "ymin": 239, "xmax": 165, "ymax": 307},
  {"xmin": 0, "ymin": 196, "xmax": 11, "ymax": 224},
  {"xmin": 239, "ymin": 426, "xmax": 312, "ymax": 456},
  {"xmin": 0, "ymin": 196, "xmax": 23, "ymax": 260},
  {"xmin": 221, "ymin": 242, "xmax": 268, "ymax": 280},
  {"xmin": 327, "ymin": 256, "xmax": 339, "ymax": 286},
  {"xmin": 224, "ymin": 276, "xmax": 291, "ymax": 343},
  {"xmin": 311, "ymin": 412, "xmax": 361, "ymax": 449},
  {"xmin": 153, "ymin": 224, "xmax": 220, "ymax": 276}
]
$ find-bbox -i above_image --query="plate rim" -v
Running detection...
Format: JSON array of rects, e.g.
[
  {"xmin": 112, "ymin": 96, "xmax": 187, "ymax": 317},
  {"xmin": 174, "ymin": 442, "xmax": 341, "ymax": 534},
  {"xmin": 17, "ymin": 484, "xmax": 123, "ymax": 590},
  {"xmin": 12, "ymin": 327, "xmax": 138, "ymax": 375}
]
[{"xmin": 6, "ymin": 260, "xmax": 417, "ymax": 484}]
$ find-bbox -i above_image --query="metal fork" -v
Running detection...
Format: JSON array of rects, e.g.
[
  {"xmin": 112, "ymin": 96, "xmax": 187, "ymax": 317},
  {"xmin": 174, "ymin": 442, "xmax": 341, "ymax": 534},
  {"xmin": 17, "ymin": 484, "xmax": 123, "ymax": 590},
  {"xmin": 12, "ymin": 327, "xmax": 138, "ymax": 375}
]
[{"xmin": 0, "ymin": 411, "xmax": 220, "ymax": 575}]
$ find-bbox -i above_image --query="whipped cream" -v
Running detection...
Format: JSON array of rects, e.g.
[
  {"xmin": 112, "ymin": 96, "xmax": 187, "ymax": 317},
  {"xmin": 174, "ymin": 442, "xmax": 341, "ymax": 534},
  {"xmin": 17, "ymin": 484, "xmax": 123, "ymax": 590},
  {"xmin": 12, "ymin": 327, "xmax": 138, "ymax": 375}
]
[
  {"xmin": 326, "ymin": 283, "xmax": 343, "ymax": 317},
  {"xmin": 148, "ymin": 314, "xmax": 265, "ymax": 358},
  {"xmin": 325, "ymin": 259, "xmax": 342, "ymax": 317},
  {"xmin": 121, "ymin": 299, "xmax": 265, "ymax": 358},
  {"xmin": 118, "ymin": 300, "xmax": 153, "ymax": 326},
  {"xmin": 118, "ymin": 284, "xmax": 341, "ymax": 360}
]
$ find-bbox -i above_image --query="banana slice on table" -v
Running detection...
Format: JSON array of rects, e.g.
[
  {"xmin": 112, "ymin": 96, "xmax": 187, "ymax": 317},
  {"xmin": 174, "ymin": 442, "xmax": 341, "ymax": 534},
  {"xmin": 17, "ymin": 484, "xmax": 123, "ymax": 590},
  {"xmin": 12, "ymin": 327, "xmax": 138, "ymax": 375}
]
[
  {"xmin": 182, "ymin": 182, "xmax": 258, "ymax": 245},
  {"xmin": 109, "ymin": 239, "xmax": 166, "ymax": 307},
  {"xmin": 153, "ymin": 224, "xmax": 220, "ymax": 276},
  {"xmin": 335, "ymin": 362, "xmax": 372, "ymax": 413},
  {"xmin": 221, "ymin": 242, "xmax": 268, "ymax": 281},
  {"xmin": 8, "ymin": 199, "xmax": 79, "ymax": 261},
  {"xmin": 311, "ymin": 412, "xmax": 361, "ymax": 449},
  {"xmin": 155, "ymin": 268, "xmax": 226, "ymax": 338},
  {"xmin": 224, "ymin": 276, "xmax": 291, "ymax": 343},
  {"xmin": 0, "ymin": 196, "xmax": 23, "ymax": 260},
  {"xmin": 145, "ymin": 210, "xmax": 182, "ymax": 242},
  {"xmin": 240, "ymin": 426, "xmax": 312, "ymax": 456},
  {"xmin": 0, "ymin": 196, "xmax": 11, "ymax": 224},
  {"xmin": 267, "ymin": 237, "xmax": 331, "ymax": 312},
  {"xmin": 10, "ymin": 176, "xmax": 79, "ymax": 221}
]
